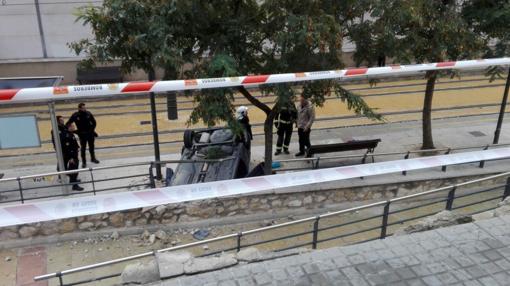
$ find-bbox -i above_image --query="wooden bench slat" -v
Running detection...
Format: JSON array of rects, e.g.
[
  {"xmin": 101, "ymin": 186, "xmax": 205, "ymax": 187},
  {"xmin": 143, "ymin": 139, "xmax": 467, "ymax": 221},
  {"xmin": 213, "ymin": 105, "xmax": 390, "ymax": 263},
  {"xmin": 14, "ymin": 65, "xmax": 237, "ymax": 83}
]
[{"xmin": 307, "ymin": 139, "xmax": 381, "ymax": 156}]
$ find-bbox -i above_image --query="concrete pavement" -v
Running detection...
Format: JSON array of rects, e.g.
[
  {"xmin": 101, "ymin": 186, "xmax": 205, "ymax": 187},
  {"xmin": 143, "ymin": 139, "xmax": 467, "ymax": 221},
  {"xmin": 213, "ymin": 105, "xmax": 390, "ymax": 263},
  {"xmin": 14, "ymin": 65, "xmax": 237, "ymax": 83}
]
[{"xmin": 153, "ymin": 215, "xmax": 510, "ymax": 286}]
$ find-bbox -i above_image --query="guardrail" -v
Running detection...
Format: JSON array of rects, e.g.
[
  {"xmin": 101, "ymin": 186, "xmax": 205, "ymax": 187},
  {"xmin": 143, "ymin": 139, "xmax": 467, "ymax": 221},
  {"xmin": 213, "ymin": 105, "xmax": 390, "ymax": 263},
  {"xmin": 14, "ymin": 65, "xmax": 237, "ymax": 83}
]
[
  {"xmin": 34, "ymin": 171, "xmax": 510, "ymax": 286},
  {"xmin": 0, "ymin": 158, "xmax": 234, "ymax": 205},
  {"xmin": 274, "ymin": 142, "xmax": 510, "ymax": 172}
]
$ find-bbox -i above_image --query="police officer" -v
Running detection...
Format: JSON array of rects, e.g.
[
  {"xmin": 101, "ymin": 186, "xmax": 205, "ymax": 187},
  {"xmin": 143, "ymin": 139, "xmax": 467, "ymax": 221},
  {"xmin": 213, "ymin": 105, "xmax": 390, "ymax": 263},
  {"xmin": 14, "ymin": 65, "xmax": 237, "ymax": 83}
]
[
  {"xmin": 52, "ymin": 116, "xmax": 83, "ymax": 191},
  {"xmin": 66, "ymin": 103, "xmax": 99, "ymax": 168},
  {"xmin": 274, "ymin": 103, "xmax": 297, "ymax": 155}
]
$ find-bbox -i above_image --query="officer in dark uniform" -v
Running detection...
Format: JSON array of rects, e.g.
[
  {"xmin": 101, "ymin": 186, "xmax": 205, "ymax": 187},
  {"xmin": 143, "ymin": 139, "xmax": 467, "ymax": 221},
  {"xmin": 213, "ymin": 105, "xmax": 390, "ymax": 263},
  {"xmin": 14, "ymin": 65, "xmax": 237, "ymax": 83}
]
[
  {"xmin": 66, "ymin": 103, "xmax": 99, "ymax": 168},
  {"xmin": 274, "ymin": 103, "xmax": 297, "ymax": 155},
  {"xmin": 52, "ymin": 116, "xmax": 84, "ymax": 191}
]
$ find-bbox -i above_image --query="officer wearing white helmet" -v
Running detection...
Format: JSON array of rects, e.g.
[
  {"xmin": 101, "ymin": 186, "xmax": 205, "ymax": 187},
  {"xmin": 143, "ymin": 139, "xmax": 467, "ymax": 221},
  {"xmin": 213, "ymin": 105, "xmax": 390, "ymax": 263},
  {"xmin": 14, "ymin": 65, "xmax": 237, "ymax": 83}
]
[{"xmin": 236, "ymin": 106, "xmax": 253, "ymax": 140}]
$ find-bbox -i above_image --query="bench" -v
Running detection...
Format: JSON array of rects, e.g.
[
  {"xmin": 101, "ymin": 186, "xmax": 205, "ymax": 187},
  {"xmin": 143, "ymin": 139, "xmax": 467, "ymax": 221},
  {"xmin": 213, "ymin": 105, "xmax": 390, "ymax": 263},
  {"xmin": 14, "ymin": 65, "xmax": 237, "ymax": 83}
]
[
  {"xmin": 77, "ymin": 66, "xmax": 123, "ymax": 84},
  {"xmin": 306, "ymin": 139, "xmax": 382, "ymax": 163}
]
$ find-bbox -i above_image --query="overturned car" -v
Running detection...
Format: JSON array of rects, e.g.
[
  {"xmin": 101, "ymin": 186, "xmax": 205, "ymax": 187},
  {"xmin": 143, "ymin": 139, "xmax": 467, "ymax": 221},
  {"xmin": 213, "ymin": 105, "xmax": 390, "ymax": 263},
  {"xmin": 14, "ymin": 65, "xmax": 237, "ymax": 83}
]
[{"xmin": 167, "ymin": 127, "xmax": 252, "ymax": 186}]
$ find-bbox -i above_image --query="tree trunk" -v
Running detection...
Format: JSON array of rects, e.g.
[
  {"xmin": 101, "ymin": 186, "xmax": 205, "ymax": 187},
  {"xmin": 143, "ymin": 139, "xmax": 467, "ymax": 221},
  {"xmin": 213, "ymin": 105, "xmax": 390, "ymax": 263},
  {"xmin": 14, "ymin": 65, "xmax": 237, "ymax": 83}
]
[
  {"xmin": 238, "ymin": 86, "xmax": 275, "ymax": 175},
  {"xmin": 263, "ymin": 109, "xmax": 278, "ymax": 175},
  {"xmin": 422, "ymin": 71, "xmax": 437, "ymax": 150}
]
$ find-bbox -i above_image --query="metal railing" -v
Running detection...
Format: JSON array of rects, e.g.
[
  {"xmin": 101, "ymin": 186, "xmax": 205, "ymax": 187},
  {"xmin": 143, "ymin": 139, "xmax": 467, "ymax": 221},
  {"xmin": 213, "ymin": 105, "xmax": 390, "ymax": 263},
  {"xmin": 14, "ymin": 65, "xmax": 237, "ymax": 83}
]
[
  {"xmin": 274, "ymin": 142, "xmax": 510, "ymax": 172},
  {"xmin": 1, "ymin": 142, "xmax": 509, "ymax": 205},
  {"xmin": 0, "ymin": 158, "xmax": 234, "ymax": 205},
  {"xmin": 34, "ymin": 171, "xmax": 510, "ymax": 286}
]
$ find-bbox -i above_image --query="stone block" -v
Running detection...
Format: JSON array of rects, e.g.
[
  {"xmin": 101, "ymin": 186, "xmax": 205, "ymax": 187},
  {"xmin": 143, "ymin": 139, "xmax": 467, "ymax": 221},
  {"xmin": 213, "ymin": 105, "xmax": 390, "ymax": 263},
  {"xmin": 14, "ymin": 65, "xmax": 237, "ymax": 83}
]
[
  {"xmin": 121, "ymin": 259, "xmax": 160, "ymax": 284},
  {"xmin": 19, "ymin": 226, "xmax": 38, "ymax": 238},
  {"xmin": 184, "ymin": 254, "xmax": 237, "ymax": 274},
  {"xmin": 156, "ymin": 251, "xmax": 192, "ymax": 278}
]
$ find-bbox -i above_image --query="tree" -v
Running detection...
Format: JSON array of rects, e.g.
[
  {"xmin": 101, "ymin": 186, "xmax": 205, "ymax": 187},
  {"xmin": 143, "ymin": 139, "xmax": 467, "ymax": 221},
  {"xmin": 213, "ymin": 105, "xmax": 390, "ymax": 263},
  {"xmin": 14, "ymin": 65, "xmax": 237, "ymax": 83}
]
[
  {"xmin": 70, "ymin": 0, "xmax": 188, "ymax": 80},
  {"xmin": 72, "ymin": 0, "xmax": 382, "ymax": 175},
  {"xmin": 188, "ymin": 0, "xmax": 381, "ymax": 174},
  {"xmin": 462, "ymin": 0, "xmax": 510, "ymax": 57},
  {"xmin": 351, "ymin": 0, "xmax": 483, "ymax": 149}
]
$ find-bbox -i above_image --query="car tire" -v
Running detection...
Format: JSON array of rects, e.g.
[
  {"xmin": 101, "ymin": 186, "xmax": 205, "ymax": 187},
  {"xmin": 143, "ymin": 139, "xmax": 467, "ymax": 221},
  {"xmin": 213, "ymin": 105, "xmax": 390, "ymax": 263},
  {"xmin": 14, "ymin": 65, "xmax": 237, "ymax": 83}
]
[{"xmin": 183, "ymin": 130, "xmax": 195, "ymax": 149}]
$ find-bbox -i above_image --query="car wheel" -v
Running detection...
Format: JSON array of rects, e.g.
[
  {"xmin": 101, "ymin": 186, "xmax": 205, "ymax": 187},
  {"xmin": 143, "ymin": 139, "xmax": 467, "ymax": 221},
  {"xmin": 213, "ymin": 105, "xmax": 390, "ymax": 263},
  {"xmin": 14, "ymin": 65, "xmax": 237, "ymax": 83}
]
[{"xmin": 183, "ymin": 130, "xmax": 195, "ymax": 149}]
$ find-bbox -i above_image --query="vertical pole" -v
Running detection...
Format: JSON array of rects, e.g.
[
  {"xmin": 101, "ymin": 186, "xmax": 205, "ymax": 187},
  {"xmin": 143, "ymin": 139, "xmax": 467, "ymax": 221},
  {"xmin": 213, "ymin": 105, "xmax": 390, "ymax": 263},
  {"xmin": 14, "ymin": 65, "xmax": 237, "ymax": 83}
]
[
  {"xmin": 166, "ymin": 92, "xmax": 178, "ymax": 120},
  {"xmin": 493, "ymin": 67, "xmax": 510, "ymax": 144},
  {"xmin": 402, "ymin": 152, "xmax": 410, "ymax": 176},
  {"xmin": 236, "ymin": 232, "xmax": 243, "ymax": 252},
  {"xmin": 49, "ymin": 102, "xmax": 69, "ymax": 194},
  {"xmin": 17, "ymin": 177, "xmax": 24, "ymax": 204},
  {"xmin": 89, "ymin": 168, "xmax": 96, "ymax": 195},
  {"xmin": 445, "ymin": 186, "xmax": 457, "ymax": 211},
  {"xmin": 148, "ymin": 70, "xmax": 162, "ymax": 180},
  {"xmin": 34, "ymin": 0, "xmax": 48, "ymax": 58},
  {"xmin": 503, "ymin": 177, "xmax": 510, "ymax": 201},
  {"xmin": 441, "ymin": 148, "xmax": 451, "ymax": 172},
  {"xmin": 312, "ymin": 216, "xmax": 320, "ymax": 249},
  {"xmin": 149, "ymin": 162, "xmax": 156, "ymax": 188},
  {"xmin": 380, "ymin": 201, "xmax": 391, "ymax": 239}
]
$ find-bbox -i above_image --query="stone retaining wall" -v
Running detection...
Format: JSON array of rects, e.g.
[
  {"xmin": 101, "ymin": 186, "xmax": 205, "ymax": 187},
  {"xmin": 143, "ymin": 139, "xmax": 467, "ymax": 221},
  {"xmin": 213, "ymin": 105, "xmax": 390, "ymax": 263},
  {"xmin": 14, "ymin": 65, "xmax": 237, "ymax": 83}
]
[{"xmin": 1, "ymin": 174, "xmax": 504, "ymax": 240}]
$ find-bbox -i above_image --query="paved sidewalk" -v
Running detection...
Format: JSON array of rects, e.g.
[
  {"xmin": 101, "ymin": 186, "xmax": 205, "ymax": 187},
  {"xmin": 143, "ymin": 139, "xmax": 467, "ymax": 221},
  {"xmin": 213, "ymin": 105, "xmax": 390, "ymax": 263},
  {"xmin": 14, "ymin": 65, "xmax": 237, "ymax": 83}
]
[{"xmin": 155, "ymin": 215, "xmax": 510, "ymax": 286}]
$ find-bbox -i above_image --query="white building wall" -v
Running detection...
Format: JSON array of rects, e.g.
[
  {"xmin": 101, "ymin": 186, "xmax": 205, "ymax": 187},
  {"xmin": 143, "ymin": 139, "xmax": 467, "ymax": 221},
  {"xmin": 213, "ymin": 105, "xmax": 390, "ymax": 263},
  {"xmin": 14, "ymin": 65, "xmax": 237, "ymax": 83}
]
[
  {"xmin": 0, "ymin": 0, "xmax": 100, "ymax": 60},
  {"xmin": 1, "ymin": 0, "xmax": 356, "ymax": 62}
]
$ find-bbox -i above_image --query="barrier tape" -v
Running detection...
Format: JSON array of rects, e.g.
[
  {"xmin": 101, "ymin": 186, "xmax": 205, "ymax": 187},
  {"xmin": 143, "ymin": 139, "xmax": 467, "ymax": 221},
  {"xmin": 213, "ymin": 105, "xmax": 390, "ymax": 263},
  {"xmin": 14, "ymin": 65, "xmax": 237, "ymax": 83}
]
[
  {"xmin": 0, "ymin": 58, "xmax": 509, "ymax": 104},
  {"xmin": 1, "ymin": 147, "xmax": 509, "ymax": 228}
]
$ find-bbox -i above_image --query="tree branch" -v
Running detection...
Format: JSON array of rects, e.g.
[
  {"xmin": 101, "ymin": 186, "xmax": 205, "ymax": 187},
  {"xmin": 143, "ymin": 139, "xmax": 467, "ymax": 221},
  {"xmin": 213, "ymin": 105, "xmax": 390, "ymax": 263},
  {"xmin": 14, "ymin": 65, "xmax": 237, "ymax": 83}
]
[{"xmin": 238, "ymin": 86, "xmax": 272, "ymax": 114}]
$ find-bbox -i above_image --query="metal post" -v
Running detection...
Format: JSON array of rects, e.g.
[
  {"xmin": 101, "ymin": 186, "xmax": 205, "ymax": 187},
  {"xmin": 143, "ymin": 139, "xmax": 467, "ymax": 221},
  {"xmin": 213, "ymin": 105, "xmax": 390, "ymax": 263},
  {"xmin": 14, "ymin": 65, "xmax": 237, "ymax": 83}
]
[
  {"xmin": 380, "ymin": 201, "xmax": 391, "ymax": 239},
  {"xmin": 402, "ymin": 152, "xmax": 410, "ymax": 176},
  {"xmin": 493, "ymin": 67, "xmax": 510, "ymax": 144},
  {"xmin": 34, "ymin": 0, "xmax": 48, "ymax": 58},
  {"xmin": 503, "ymin": 178, "xmax": 510, "ymax": 201},
  {"xmin": 166, "ymin": 92, "xmax": 178, "ymax": 120},
  {"xmin": 236, "ymin": 232, "xmax": 243, "ymax": 252},
  {"xmin": 89, "ymin": 168, "xmax": 96, "ymax": 195},
  {"xmin": 16, "ymin": 177, "xmax": 24, "ymax": 204},
  {"xmin": 49, "ymin": 102, "xmax": 69, "ymax": 194},
  {"xmin": 56, "ymin": 272, "xmax": 64, "ymax": 286},
  {"xmin": 312, "ymin": 216, "xmax": 320, "ymax": 249},
  {"xmin": 441, "ymin": 148, "xmax": 451, "ymax": 172},
  {"xmin": 149, "ymin": 162, "xmax": 156, "ymax": 188},
  {"xmin": 148, "ymin": 70, "xmax": 162, "ymax": 180},
  {"xmin": 314, "ymin": 157, "xmax": 320, "ymax": 169},
  {"xmin": 445, "ymin": 186, "xmax": 457, "ymax": 211},
  {"xmin": 479, "ymin": 145, "xmax": 489, "ymax": 168}
]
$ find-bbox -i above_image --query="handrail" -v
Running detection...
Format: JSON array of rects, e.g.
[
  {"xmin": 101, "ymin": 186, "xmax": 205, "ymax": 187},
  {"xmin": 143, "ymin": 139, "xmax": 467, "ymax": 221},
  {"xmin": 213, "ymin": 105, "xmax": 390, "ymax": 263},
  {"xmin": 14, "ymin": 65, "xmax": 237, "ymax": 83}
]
[
  {"xmin": 34, "ymin": 170, "xmax": 510, "ymax": 283},
  {"xmin": 275, "ymin": 142, "xmax": 510, "ymax": 164},
  {"xmin": 3, "ymin": 142, "xmax": 509, "ymax": 183},
  {"xmin": 0, "ymin": 157, "xmax": 236, "ymax": 183}
]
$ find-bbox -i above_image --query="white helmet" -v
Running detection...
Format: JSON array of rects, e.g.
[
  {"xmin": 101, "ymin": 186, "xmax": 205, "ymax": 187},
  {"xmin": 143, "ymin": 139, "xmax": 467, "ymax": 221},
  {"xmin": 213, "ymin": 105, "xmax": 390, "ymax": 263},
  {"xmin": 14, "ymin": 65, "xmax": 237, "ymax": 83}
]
[{"xmin": 236, "ymin": 106, "xmax": 248, "ymax": 120}]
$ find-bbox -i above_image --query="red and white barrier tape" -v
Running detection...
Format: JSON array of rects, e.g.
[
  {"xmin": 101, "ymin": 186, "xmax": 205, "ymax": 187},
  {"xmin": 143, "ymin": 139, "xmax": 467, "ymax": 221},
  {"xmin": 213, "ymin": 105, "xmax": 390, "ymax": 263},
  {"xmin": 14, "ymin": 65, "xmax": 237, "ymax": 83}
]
[
  {"xmin": 1, "ymin": 58, "xmax": 509, "ymax": 103},
  {"xmin": 0, "ymin": 147, "xmax": 509, "ymax": 228}
]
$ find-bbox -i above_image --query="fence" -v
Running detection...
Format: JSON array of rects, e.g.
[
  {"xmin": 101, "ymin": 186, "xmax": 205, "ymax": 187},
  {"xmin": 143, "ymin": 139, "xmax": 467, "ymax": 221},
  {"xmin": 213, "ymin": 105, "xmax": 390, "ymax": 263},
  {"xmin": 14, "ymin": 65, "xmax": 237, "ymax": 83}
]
[
  {"xmin": 1, "ymin": 142, "xmax": 509, "ymax": 205},
  {"xmin": 274, "ymin": 142, "xmax": 510, "ymax": 172},
  {"xmin": 33, "ymin": 170, "xmax": 510, "ymax": 286},
  {"xmin": 0, "ymin": 158, "xmax": 234, "ymax": 205}
]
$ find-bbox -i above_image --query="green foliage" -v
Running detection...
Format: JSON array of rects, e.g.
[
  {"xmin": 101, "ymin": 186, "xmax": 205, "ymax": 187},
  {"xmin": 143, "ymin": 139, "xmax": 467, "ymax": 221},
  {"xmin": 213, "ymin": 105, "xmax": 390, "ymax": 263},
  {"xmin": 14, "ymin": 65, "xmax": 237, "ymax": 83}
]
[
  {"xmin": 352, "ymin": 0, "xmax": 483, "ymax": 65},
  {"xmin": 462, "ymin": 0, "xmax": 510, "ymax": 57},
  {"xmin": 70, "ymin": 0, "xmax": 188, "ymax": 77},
  {"xmin": 72, "ymin": 0, "xmax": 383, "ymax": 131}
]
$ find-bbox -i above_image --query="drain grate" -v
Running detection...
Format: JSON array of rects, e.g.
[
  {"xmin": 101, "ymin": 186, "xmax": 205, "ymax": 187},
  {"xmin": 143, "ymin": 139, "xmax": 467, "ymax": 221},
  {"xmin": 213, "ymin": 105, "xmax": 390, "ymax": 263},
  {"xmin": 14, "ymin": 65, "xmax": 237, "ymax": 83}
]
[
  {"xmin": 140, "ymin": 120, "xmax": 151, "ymax": 125},
  {"xmin": 469, "ymin": 131, "xmax": 486, "ymax": 137}
]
